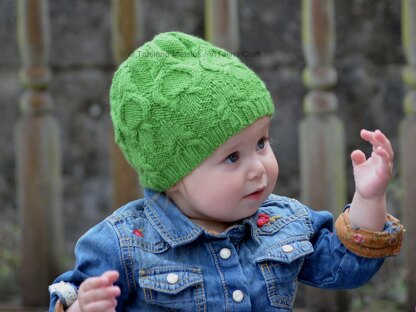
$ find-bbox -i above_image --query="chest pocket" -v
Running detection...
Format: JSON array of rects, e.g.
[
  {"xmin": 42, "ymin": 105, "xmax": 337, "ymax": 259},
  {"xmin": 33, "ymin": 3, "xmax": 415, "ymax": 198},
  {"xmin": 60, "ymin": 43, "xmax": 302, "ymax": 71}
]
[
  {"xmin": 256, "ymin": 239, "xmax": 314, "ymax": 309},
  {"xmin": 139, "ymin": 266, "xmax": 206, "ymax": 312}
]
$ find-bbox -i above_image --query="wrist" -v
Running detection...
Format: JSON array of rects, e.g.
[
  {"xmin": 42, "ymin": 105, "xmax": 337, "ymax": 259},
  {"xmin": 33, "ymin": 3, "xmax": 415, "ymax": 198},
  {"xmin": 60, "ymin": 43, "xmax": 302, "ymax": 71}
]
[
  {"xmin": 353, "ymin": 190, "xmax": 386, "ymax": 205},
  {"xmin": 66, "ymin": 300, "xmax": 80, "ymax": 312},
  {"xmin": 349, "ymin": 191, "xmax": 387, "ymax": 231}
]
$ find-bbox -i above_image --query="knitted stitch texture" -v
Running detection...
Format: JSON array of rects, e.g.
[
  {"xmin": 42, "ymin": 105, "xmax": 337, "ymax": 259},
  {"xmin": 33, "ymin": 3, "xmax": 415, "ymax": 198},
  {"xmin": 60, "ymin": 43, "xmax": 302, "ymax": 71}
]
[{"xmin": 110, "ymin": 32, "xmax": 274, "ymax": 191}]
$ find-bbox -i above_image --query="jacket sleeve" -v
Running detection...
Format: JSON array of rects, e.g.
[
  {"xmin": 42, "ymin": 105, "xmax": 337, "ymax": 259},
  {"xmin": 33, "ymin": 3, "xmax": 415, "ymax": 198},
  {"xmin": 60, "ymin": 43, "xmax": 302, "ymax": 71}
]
[
  {"xmin": 48, "ymin": 219, "xmax": 130, "ymax": 311},
  {"xmin": 335, "ymin": 208, "xmax": 403, "ymax": 258},
  {"xmin": 298, "ymin": 206, "xmax": 402, "ymax": 290}
]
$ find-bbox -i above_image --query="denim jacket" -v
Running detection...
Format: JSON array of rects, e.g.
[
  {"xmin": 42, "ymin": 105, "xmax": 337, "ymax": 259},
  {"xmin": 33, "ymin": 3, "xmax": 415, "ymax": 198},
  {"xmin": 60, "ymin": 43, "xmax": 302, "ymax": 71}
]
[{"xmin": 49, "ymin": 189, "xmax": 386, "ymax": 311}]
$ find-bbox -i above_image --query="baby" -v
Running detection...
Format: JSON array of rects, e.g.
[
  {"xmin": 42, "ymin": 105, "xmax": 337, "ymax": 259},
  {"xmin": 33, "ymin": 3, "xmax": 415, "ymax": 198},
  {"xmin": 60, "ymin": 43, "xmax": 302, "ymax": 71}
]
[{"xmin": 49, "ymin": 32, "xmax": 403, "ymax": 312}]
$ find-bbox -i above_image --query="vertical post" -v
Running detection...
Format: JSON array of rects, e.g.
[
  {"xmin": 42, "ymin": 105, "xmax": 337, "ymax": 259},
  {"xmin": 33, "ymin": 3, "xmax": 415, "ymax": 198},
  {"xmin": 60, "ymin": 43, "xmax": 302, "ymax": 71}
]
[
  {"xmin": 300, "ymin": 0, "xmax": 349, "ymax": 311},
  {"xmin": 400, "ymin": 1, "xmax": 416, "ymax": 311},
  {"xmin": 110, "ymin": 0, "xmax": 141, "ymax": 208},
  {"xmin": 16, "ymin": 0, "xmax": 63, "ymax": 306},
  {"xmin": 205, "ymin": 0, "xmax": 240, "ymax": 52}
]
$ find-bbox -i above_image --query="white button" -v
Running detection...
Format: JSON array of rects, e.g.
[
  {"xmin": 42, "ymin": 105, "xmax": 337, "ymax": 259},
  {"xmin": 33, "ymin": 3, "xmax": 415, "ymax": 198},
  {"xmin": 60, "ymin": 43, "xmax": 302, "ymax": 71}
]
[
  {"xmin": 282, "ymin": 244, "xmax": 294, "ymax": 253},
  {"xmin": 166, "ymin": 273, "xmax": 179, "ymax": 284},
  {"xmin": 232, "ymin": 290, "xmax": 245, "ymax": 302},
  {"xmin": 220, "ymin": 248, "xmax": 231, "ymax": 260}
]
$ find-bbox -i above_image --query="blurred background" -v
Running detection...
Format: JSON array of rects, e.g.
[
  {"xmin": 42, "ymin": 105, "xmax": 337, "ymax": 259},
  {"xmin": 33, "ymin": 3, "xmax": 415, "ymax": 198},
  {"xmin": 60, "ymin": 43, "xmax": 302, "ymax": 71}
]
[{"xmin": 0, "ymin": 0, "xmax": 414, "ymax": 311}]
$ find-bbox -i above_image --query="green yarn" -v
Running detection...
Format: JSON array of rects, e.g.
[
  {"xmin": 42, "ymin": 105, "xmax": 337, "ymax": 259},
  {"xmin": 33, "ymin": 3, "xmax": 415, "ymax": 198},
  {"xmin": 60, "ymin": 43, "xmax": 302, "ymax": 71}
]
[{"xmin": 110, "ymin": 32, "xmax": 274, "ymax": 191}]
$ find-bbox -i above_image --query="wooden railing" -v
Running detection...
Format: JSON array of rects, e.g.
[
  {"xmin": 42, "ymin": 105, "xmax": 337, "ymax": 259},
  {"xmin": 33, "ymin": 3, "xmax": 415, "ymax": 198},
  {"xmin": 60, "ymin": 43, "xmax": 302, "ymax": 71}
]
[
  {"xmin": 13, "ymin": 0, "xmax": 415, "ymax": 310},
  {"xmin": 300, "ymin": 1, "xmax": 349, "ymax": 310},
  {"xmin": 110, "ymin": 0, "xmax": 141, "ymax": 208},
  {"xmin": 400, "ymin": 1, "xmax": 416, "ymax": 311},
  {"xmin": 16, "ymin": 0, "xmax": 63, "ymax": 306}
]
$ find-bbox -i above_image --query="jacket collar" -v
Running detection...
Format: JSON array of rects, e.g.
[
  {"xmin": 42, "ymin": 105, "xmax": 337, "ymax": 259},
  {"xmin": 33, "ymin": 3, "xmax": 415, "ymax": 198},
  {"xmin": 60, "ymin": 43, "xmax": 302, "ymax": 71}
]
[
  {"xmin": 143, "ymin": 189, "xmax": 261, "ymax": 247},
  {"xmin": 144, "ymin": 189, "xmax": 204, "ymax": 248}
]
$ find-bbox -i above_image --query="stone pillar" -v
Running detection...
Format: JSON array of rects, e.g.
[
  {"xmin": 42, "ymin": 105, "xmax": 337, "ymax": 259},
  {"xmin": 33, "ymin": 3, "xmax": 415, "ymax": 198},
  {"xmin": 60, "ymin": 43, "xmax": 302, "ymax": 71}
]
[
  {"xmin": 300, "ymin": 0, "xmax": 349, "ymax": 311},
  {"xmin": 400, "ymin": 1, "xmax": 416, "ymax": 311},
  {"xmin": 205, "ymin": 0, "xmax": 239, "ymax": 52},
  {"xmin": 16, "ymin": 0, "xmax": 63, "ymax": 306},
  {"xmin": 110, "ymin": 0, "xmax": 141, "ymax": 209}
]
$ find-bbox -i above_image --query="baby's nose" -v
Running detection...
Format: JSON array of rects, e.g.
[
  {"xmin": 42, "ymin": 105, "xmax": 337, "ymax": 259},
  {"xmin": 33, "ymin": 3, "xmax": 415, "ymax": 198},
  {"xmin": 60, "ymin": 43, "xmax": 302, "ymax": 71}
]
[{"xmin": 247, "ymin": 157, "xmax": 266, "ymax": 180}]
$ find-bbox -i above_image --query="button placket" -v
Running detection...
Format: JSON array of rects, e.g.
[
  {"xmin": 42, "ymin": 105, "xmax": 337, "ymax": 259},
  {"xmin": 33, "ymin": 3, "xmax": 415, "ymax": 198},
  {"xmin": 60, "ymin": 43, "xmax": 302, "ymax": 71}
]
[
  {"xmin": 232, "ymin": 290, "xmax": 245, "ymax": 302},
  {"xmin": 220, "ymin": 248, "xmax": 231, "ymax": 260}
]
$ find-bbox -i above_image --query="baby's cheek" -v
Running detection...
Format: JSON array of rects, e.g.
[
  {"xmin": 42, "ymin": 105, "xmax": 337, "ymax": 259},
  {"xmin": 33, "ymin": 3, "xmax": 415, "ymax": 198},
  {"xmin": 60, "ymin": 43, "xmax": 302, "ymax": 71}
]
[{"xmin": 268, "ymin": 157, "xmax": 279, "ymax": 183}]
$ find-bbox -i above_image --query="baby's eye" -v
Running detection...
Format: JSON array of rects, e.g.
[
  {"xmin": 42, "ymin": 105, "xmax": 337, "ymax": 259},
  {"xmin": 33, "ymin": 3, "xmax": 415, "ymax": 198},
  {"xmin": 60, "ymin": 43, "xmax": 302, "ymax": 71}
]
[
  {"xmin": 256, "ymin": 137, "xmax": 268, "ymax": 150},
  {"xmin": 225, "ymin": 152, "xmax": 240, "ymax": 164}
]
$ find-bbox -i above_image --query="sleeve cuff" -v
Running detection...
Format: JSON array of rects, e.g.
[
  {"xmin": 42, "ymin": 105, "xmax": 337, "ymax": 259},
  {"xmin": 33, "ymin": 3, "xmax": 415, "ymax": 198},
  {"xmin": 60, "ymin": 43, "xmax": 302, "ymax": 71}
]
[
  {"xmin": 49, "ymin": 281, "xmax": 77, "ymax": 309},
  {"xmin": 335, "ymin": 208, "xmax": 404, "ymax": 258}
]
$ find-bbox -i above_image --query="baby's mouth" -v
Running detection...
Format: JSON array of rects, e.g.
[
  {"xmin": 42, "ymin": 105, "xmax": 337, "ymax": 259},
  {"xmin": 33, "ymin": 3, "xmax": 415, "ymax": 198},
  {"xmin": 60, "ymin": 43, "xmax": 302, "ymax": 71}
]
[{"xmin": 244, "ymin": 187, "xmax": 266, "ymax": 200}]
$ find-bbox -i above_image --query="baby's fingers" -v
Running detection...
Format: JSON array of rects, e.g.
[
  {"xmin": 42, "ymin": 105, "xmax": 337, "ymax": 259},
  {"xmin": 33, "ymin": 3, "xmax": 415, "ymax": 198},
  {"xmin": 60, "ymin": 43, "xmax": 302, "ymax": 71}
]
[
  {"xmin": 80, "ymin": 285, "xmax": 121, "ymax": 303},
  {"xmin": 101, "ymin": 271, "xmax": 120, "ymax": 285},
  {"xmin": 351, "ymin": 149, "xmax": 366, "ymax": 166},
  {"xmin": 374, "ymin": 130, "xmax": 394, "ymax": 161},
  {"xmin": 374, "ymin": 146, "xmax": 393, "ymax": 176},
  {"xmin": 78, "ymin": 271, "xmax": 120, "ymax": 311},
  {"xmin": 81, "ymin": 271, "xmax": 119, "ymax": 292},
  {"xmin": 361, "ymin": 129, "xmax": 394, "ymax": 161}
]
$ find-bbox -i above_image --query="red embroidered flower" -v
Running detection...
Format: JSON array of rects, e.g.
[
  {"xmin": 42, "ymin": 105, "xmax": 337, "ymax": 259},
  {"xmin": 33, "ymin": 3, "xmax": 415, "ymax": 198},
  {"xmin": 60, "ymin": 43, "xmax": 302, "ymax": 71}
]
[
  {"xmin": 257, "ymin": 213, "xmax": 270, "ymax": 227},
  {"xmin": 133, "ymin": 229, "xmax": 144, "ymax": 237}
]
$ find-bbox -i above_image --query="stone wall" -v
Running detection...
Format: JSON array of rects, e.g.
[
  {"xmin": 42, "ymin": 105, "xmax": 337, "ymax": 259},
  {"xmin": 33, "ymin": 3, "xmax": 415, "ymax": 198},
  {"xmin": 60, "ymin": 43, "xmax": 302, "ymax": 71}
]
[{"xmin": 0, "ymin": 0, "xmax": 404, "ymax": 305}]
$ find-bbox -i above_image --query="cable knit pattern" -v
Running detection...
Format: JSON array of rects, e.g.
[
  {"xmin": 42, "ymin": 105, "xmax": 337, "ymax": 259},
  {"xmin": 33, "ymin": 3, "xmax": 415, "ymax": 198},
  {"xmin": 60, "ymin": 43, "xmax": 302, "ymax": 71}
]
[{"xmin": 110, "ymin": 32, "xmax": 274, "ymax": 191}]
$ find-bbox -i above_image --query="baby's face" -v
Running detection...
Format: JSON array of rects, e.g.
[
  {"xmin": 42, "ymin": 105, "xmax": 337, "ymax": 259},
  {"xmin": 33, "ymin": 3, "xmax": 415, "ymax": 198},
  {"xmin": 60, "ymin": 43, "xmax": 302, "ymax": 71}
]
[{"xmin": 166, "ymin": 117, "xmax": 279, "ymax": 233}]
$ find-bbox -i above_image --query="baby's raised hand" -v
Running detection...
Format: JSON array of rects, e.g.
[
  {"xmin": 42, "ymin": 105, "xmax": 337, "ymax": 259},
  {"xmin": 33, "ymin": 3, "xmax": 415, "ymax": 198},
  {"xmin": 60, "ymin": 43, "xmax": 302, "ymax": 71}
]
[
  {"xmin": 78, "ymin": 270, "xmax": 120, "ymax": 312},
  {"xmin": 351, "ymin": 129, "xmax": 394, "ymax": 200}
]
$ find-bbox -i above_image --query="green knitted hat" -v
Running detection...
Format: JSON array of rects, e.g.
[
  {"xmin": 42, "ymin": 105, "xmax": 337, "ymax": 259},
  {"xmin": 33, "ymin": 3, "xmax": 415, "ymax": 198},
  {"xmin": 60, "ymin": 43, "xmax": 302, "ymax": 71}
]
[{"xmin": 110, "ymin": 32, "xmax": 274, "ymax": 191}]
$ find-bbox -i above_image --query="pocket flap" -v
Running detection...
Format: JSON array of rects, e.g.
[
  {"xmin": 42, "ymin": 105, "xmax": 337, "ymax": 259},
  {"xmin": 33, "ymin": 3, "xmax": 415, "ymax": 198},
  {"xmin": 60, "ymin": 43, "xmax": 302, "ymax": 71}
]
[
  {"xmin": 256, "ymin": 240, "xmax": 314, "ymax": 264},
  {"xmin": 139, "ymin": 266, "xmax": 203, "ymax": 295}
]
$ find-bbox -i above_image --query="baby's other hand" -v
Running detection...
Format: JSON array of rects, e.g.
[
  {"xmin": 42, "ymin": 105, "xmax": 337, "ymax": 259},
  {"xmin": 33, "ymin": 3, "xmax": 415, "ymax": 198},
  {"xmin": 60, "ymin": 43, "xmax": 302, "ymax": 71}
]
[
  {"xmin": 78, "ymin": 270, "xmax": 120, "ymax": 312},
  {"xmin": 351, "ymin": 129, "xmax": 394, "ymax": 200}
]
